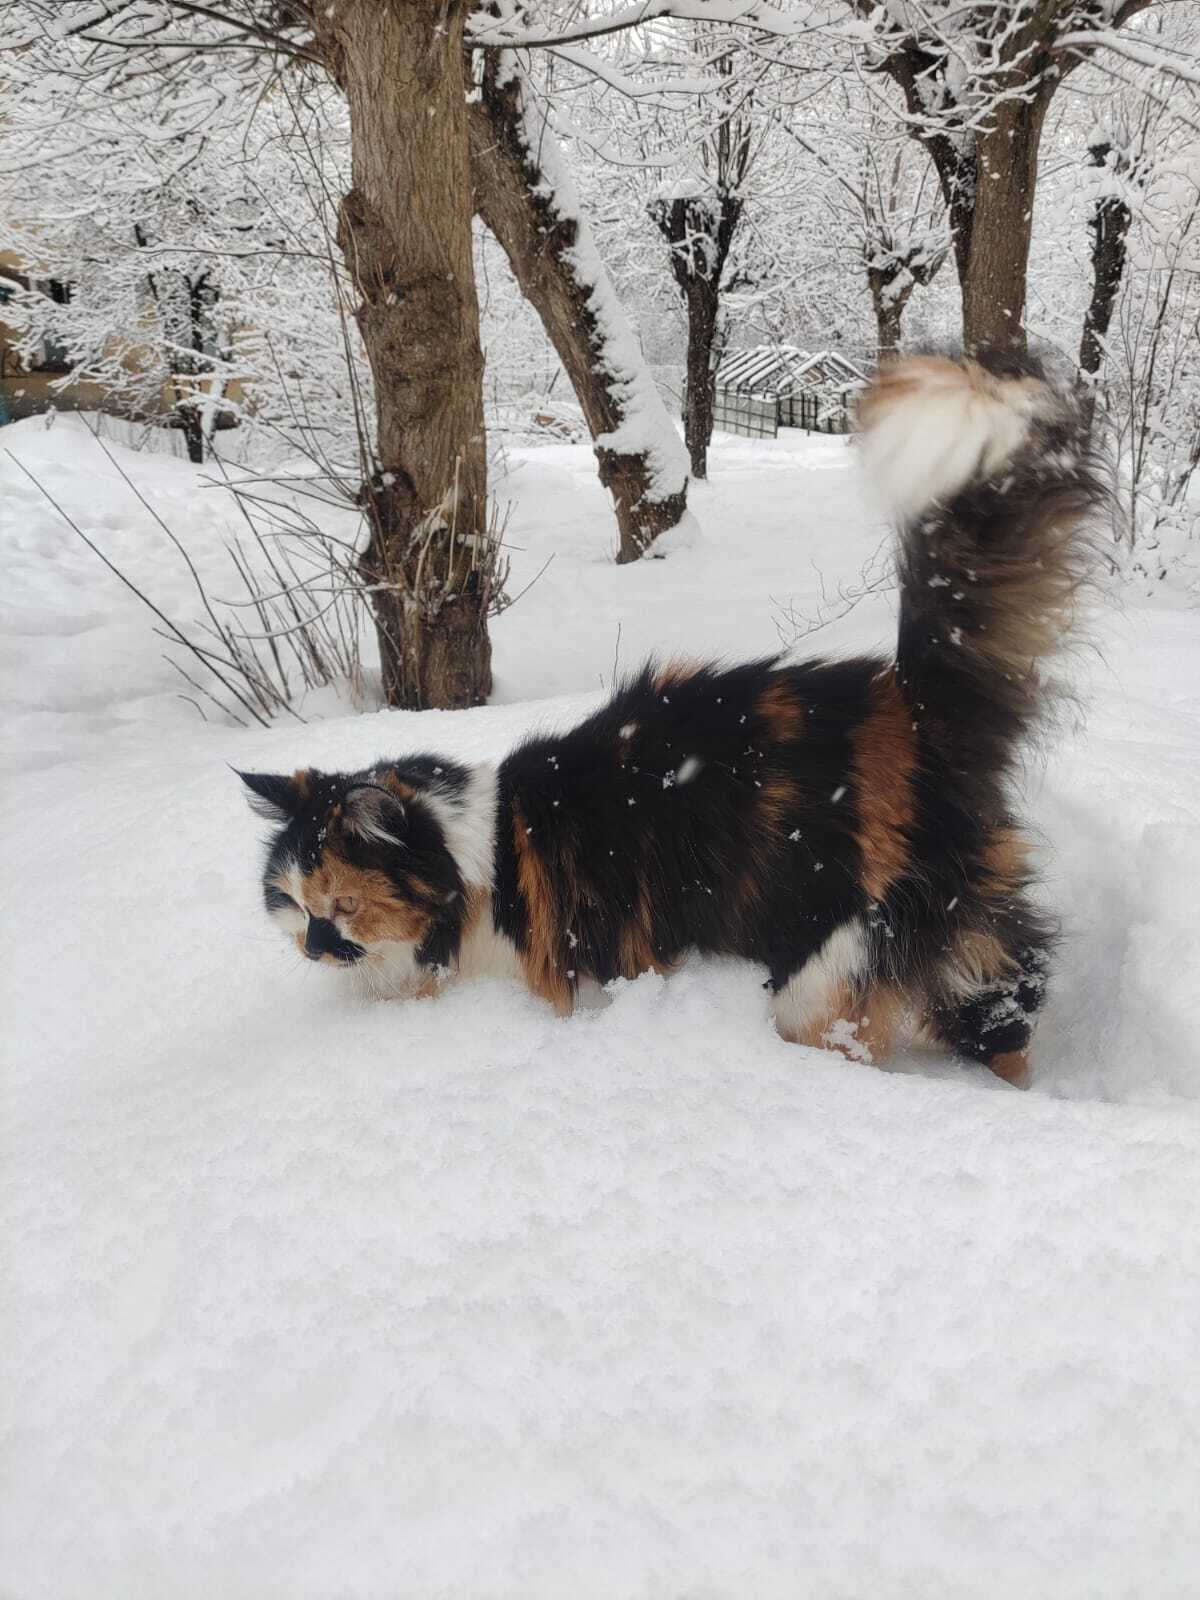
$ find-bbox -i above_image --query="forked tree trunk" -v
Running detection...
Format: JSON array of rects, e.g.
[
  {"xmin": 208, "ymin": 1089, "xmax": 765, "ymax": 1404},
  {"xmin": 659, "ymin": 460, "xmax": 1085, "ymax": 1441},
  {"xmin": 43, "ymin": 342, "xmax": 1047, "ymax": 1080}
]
[
  {"xmin": 469, "ymin": 52, "xmax": 689, "ymax": 562},
  {"xmin": 649, "ymin": 193, "xmax": 742, "ymax": 480},
  {"xmin": 910, "ymin": 96, "xmax": 1051, "ymax": 355},
  {"xmin": 867, "ymin": 0, "xmax": 1151, "ymax": 357},
  {"xmin": 312, "ymin": 0, "xmax": 491, "ymax": 708},
  {"xmin": 865, "ymin": 242, "xmax": 947, "ymax": 364}
]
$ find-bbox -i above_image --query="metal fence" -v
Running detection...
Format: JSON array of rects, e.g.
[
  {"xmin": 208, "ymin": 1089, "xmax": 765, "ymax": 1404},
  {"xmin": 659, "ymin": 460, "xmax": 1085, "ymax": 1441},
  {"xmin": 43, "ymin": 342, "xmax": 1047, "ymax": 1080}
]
[
  {"xmin": 712, "ymin": 388, "xmax": 778, "ymax": 440},
  {"xmin": 779, "ymin": 388, "xmax": 854, "ymax": 434}
]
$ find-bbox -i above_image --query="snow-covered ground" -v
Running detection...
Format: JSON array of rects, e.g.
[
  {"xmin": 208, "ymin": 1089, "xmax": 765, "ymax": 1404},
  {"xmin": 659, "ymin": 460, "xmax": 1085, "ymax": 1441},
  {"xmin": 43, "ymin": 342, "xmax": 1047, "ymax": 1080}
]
[{"xmin": 3, "ymin": 415, "xmax": 1199, "ymax": 1597}]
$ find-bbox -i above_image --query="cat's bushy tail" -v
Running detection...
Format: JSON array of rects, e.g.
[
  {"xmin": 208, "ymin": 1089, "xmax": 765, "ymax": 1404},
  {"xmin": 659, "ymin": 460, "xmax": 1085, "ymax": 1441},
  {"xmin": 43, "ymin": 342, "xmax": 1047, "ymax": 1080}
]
[{"xmin": 858, "ymin": 351, "xmax": 1105, "ymax": 791}]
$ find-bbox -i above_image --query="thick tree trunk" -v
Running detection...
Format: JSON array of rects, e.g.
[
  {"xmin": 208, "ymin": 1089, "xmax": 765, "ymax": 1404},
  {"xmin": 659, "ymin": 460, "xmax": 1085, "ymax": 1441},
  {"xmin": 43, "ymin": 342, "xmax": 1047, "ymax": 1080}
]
[
  {"xmin": 469, "ymin": 52, "xmax": 688, "ymax": 563},
  {"xmin": 314, "ymin": 0, "xmax": 491, "ymax": 708},
  {"xmin": 682, "ymin": 283, "xmax": 718, "ymax": 479},
  {"xmin": 956, "ymin": 101, "xmax": 1050, "ymax": 352},
  {"xmin": 916, "ymin": 102, "xmax": 1048, "ymax": 354},
  {"xmin": 1079, "ymin": 142, "xmax": 1133, "ymax": 410}
]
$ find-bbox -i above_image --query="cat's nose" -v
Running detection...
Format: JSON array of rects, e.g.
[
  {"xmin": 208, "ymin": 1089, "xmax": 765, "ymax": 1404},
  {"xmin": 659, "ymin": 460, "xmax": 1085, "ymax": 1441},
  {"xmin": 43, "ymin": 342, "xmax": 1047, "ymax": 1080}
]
[{"xmin": 304, "ymin": 916, "xmax": 339, "ymax": 957}]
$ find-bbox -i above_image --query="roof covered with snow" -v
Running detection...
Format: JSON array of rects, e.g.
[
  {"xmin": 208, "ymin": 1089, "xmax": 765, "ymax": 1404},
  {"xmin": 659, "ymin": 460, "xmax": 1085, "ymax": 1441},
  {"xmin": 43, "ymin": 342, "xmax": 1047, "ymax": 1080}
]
[{"xmin": 717, "ymin": 345, "xmax": 869, "ymax": 395}]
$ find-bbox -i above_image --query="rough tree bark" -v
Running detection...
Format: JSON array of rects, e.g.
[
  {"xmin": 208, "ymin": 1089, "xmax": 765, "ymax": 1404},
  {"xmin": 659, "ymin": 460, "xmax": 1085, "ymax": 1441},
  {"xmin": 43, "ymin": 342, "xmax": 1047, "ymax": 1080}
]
[
  {"xmin": 649, "ymin": 192, "xmax": 743, "ymax": 479},
  {"xmin": 311, "ymin": 0, "xmax": 492, "ymax": 708},
  {"xmin": 1078, "ymin": 140, "xmax": 1134, "ymax": 417},
  {"xmin": 958, "ymin": 98, "xmax": 1053, "ymax": 350},
  {"xmin": 469, "ymin": 50, "xmax": 689, "ymax": 563}
]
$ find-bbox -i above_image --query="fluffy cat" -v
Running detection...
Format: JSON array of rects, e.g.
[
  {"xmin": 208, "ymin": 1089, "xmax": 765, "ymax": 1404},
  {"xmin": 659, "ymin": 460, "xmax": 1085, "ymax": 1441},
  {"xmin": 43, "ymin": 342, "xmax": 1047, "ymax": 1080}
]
[{"xmin": 241, "ymin": 352, "xmax": 1103, "ymax": 1086}]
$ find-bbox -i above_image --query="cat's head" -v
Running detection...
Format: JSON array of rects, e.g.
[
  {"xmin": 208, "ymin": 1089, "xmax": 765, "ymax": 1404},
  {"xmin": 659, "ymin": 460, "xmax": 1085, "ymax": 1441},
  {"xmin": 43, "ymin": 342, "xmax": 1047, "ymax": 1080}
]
[{"xmin": 239, "ymin": 762, "xmax": 468, "ymax": 984}]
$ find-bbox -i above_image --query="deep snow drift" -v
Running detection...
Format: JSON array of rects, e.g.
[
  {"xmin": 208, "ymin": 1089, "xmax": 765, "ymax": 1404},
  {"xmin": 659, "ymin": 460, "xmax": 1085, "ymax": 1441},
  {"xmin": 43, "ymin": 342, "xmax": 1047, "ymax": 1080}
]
[{"xmin": 3, "ymin": 414, "xmax": 1199, "ymax": 1597}]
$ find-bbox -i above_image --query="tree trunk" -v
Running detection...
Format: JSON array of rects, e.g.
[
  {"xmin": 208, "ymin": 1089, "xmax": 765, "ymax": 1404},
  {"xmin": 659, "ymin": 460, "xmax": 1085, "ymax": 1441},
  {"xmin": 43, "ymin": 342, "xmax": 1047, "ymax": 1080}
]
[
  {"xmin": 867, "ymin": 270, "xmax": 909, "ymax": 362},
  {"xmin": 647, "ymin": 65, "xmax": 750, "ymax": 481},
  {"xmin": 469, "ymin": 52, "xmax": 688, "ymax": 563},
  {"xmin": 956, "ymin": 100, "xmax": 1050, "ymax": 352},
  {"xmin": 177, "ymin": 274, "xmax": 213, "ymax": 464},
  {"xmin": 313, "ymin": 0, "xmax": 491, "ymax": 708},
  {"xmin": 179, "ymin": 404, "xmax": 205, "ymax": 464},
  {"xmin": 1079, "ymin": 142, "xmax": 1133, "ymax": 422},
  {"xmin": 649, "ymin": 192, "xmax": 742, "ymax": 481},
  {"xmin": 682, "ymin": 282, "xmax": 718, "ymax": 479}
]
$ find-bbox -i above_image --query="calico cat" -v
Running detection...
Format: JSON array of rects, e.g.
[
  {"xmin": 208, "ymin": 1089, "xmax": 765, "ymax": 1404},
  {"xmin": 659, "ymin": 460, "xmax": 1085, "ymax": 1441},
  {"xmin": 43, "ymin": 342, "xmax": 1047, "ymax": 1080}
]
[{"xmin": 241, "ymin": 352, "xmax": 1102, "ymax": 1086}]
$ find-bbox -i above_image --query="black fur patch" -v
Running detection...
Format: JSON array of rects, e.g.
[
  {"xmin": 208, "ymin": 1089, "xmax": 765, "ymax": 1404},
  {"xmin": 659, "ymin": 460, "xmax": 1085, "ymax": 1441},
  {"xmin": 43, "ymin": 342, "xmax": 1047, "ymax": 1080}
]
[{"xmin": 494, "ymin": 659, "xmax": 873, "ymax": 992}]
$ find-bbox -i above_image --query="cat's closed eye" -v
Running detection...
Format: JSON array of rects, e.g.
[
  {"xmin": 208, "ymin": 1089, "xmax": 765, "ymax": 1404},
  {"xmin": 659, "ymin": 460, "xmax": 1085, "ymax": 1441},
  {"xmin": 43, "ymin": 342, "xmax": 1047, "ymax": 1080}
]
[
  {"xmin": 334, "ymin": 896, "xmax": 360, "ymax": 918},
  {"xmin": 265, "ymin": 885, "xmax": 300, "ymax": 913}
]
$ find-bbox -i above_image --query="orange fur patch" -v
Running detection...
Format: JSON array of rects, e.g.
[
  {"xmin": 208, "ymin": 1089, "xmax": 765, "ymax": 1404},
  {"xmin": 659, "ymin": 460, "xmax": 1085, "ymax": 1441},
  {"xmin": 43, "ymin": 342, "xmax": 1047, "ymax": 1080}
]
[
  {"xmin": 377, "ymin": 771, "xmax": 417, "ymax": 803},
  {"xmin": 987, "ymin": 1049, "xmax": 1031, "ymax": 1088},
  {"xmin": 982, "ymin": 828, "xmax": 1032, "ymax": 897},
  {"xmin": 852, "ymin": 669, "xmax": 918, "ymax": 902},
  {"xmin": 852, "ymin": 985, "xmax": 907, "ymax": 1065},
  {"xmin": 738, "ymin": 772, "xmax": 801, "ymax": 912},
  {"xmin": 782, "ymin": 983, "xmax": 905, "ymax": 1066},
  {"xmin": 943, "ymin": 928, "xmax": 1017, "ymax": 1000},
  {"xmin": 617, "ymin": 881, "xmax": 672, "ymax": 980},
  {"xmin": 755, "ymin": 677, "xmax": 806, "ymax": 742},
  {"xmin": 511, "ymin": 807, "xmax": 573, "ymax": 1015},
  {"xmin": 654, "ymin": 659, "xmax": 700, "ymax": 694},
  {"xmin": 758, "ymin": 773, "xmax": 797, "ymax": 834},
  {"xmin": 302, "ymin": 857, "xmax": 431, "ymax": 945}
]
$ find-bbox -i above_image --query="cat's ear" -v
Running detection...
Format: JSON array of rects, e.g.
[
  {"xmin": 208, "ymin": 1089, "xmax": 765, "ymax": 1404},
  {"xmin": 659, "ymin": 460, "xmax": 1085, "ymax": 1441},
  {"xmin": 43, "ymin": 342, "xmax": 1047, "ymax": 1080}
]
[
  {"xmin": 342, "ymin": 784, "xmax": 407, "ymax": 849},
  {"xmin": 238, "ymin": 769, "xmax": 306, "ymax": 823}
]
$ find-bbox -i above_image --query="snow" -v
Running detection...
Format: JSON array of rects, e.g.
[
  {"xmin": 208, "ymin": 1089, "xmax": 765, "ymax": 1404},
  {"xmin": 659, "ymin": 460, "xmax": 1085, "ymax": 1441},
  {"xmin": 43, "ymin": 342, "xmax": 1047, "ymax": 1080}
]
[{"xmin": 4, "ymin": 415, "xmax": 1200, "ymax": 1596}]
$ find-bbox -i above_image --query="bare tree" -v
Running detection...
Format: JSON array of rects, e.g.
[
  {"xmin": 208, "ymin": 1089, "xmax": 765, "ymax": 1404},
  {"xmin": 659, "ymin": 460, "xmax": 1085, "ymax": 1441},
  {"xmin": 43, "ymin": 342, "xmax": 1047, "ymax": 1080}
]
[
  {"xmin": 1077, "ymin": 129, "xmax": 1149, "ymax": 426},
  {"xmin": 850, "ymin": 0, "xmax": 1156, "ymax": 352},
  {"xmin": 3, "ymin": 0, "xmax": 698, "ymax": 703},
  {"xmin": 779, "ymin": 109, "xmax": 949, "ymax": 362},
  {"xmin": 648, "ymin": 43, "xmax": 753, "ymax": 479},
  {"xmin": 862, "ymin": 145, "xmax": 949, "ymax": 360},
  {"xmin": 303, "ymin": 1, "xmax": 496, "ymax": 707}
]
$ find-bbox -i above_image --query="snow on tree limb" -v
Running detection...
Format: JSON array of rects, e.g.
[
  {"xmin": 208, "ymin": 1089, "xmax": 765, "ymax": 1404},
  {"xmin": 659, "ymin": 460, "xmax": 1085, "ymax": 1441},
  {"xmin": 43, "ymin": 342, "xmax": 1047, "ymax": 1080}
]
[
  {"xmin": 467, "ymin": 0, "xmax": 833, "ymax": 51},
  {"xmin": 1057, "ymin": 29, "xmax": 1200, "ymax": 88},
  {"xmin": 490, "ymin": 50, "xmax": 689, "ymax": 508}
]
